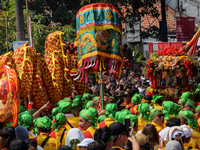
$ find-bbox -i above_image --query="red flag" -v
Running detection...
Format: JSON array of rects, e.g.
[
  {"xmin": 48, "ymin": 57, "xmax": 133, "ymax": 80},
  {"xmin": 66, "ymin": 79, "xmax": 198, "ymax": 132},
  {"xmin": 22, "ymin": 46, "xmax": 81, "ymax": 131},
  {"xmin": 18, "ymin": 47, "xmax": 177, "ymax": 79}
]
[
  {"xmin": 170, "ymin": 42, "xmax": 182, "ymax": 49},
  {"xmin": 157, "ymin": 42, "xmax": 168, "ymax": 52},
  {"xmin": 180, "ymin": 28, "xmax": 200, "ymax": 57},
  {"xmin": 148, "ymin": 42, "xmax": 153, "ymax": 58}
]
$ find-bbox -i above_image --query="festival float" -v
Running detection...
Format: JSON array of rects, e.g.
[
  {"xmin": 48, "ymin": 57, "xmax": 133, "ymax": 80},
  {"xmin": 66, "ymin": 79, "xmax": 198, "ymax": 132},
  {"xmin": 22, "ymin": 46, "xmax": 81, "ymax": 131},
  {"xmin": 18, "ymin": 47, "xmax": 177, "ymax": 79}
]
[{"xmin": 144, "ymin": 40, "xmax": 199, "ymax": 102}]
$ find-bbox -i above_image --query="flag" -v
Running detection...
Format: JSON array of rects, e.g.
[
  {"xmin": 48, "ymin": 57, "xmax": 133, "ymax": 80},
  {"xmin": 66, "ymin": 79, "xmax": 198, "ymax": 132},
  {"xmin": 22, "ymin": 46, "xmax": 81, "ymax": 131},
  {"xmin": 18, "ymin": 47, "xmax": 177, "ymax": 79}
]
[{"xmin": 180, "ymin": 27, "xmax": 200, "ymax": 57}]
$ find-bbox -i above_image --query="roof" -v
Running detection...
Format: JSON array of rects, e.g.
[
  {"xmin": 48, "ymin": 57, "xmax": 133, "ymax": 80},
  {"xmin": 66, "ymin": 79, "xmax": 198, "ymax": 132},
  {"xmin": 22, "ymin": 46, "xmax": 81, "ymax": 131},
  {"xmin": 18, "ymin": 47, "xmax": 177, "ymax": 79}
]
[{"xmin": 141, "ymin": 2, "xmax": 176, "ymax": 32}]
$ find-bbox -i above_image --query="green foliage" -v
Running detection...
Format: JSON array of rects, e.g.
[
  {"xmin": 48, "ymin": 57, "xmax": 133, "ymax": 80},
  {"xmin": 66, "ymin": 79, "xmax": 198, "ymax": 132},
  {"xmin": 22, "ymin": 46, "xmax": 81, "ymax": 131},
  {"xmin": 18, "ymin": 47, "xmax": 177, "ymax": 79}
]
[{"xmin": 0, "ymin": 0, "xmax": 76, "ymax": 56}]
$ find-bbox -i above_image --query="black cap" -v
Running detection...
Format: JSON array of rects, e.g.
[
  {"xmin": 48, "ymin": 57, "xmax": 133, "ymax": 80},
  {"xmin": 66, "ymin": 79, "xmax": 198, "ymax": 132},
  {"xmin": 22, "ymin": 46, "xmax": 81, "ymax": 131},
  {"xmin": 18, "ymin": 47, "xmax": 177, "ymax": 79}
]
[
  {"xmin": 109, "ymin": 122, "xmax": 128, "ymax": 141},
  {"xmin": 9, "ymin": 139, "xmax": 27, "ymax": 150}
]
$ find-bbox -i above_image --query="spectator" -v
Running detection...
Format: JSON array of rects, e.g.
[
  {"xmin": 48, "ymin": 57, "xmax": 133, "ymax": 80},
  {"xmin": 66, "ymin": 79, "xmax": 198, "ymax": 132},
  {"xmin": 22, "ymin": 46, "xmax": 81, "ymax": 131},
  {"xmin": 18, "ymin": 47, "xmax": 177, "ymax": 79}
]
[
  {"xmin": 165, "ymin": 140, "xmax": 182, "ymax": 150},
  {"xmin": 166, "ymin": 117, "xmax": 181, "ymax": 127},
  {"xmin": 15, "ymin": 126, "xmax": 29, "ymax": 141},
  {"xmin": 87, "ymin": 141, "xmax": 106, "ymax": 150},
  {"xmin": 9, "ymin": 139, "xmax": 27, "ymax": 150},
  {"xmin": 94, "ymin": 127, "xmax": 113, "ymax": 150},
  {"xmin": 142, "ymin": 124, "xmax": 159, "ymax": 150},
  {"xmin": 77, "ymin": 138, "xmax": 94, "ymax": 150},
  {"xmin": 135, "ymin": 133, "xmax": 150, "ymax": 150},
  {"xmin": 0, "ymin": 127, "xmax": 15, "ymax": 150},
  {"xmin": 25, "ymin": 139, "xmax": 43, "ymax": 150},
  {"xmin": 66, "ymin": 128, "xmax": 85, "ymax": 149}
]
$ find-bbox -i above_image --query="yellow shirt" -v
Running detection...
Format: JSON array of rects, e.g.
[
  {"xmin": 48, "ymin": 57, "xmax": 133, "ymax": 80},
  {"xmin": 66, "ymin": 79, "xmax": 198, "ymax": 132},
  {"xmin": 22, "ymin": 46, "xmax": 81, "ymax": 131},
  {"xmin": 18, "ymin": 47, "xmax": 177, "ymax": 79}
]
[
  {"xmin": 49, "ymin": 125, "xmax": 68, "ymax": 145},
  {"xmin": 184, "ymin": 143, "xmax": 198, "ymax": 150},
  {"xmin": 138, "ymin": 117, "xmax": 149, "ymax": 131},
  {"xmin": 28, "ymin": 131, "xmax": 35, "ymax": 139},
  {"xmin": 33, "ymin": 132, "xmax": 61, "ymax": 150},
  {"xmin": 151, "ymin": 122, "xmax": 163, "ymax": 133},
  {"xmin": 97, "ymin": 117, "xmax": 116, "ymax": 128},
  {"xmin": 65, "ymin": 116, "xmax": 79, "ymax": 130},
  {"xmin": 83, "ymin": 126, "xmax": 96, "ymax": 139},
  {"xmin": 153, "ymin": 104, "xmax": 162, "ymax": 110},
  {"xmin": 188, "ymin": 125, "xmax": 200, "ymax": 149}
]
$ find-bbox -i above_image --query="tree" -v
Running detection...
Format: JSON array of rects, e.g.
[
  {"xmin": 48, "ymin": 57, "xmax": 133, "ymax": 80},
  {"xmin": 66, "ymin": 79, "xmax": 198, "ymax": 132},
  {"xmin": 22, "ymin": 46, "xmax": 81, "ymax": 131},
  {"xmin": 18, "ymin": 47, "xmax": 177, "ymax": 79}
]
[
  {"xmin": 27, "ymin": 0, "xmax": 82, "ymax": 27},
  {"xmin": 0, "ymin": 0, "xmax": 76, "ymax": 56},
  {"xmin": 81, "ymin": 0, "xmax": 160, "ymax": 39}
]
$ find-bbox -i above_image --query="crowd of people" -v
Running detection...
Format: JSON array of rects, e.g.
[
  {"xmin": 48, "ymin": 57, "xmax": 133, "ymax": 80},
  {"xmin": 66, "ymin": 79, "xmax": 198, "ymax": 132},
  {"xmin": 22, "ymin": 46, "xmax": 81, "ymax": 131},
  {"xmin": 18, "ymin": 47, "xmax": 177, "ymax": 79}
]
[{"xmin": 1, "ymin": 66, "xmax": 200, "ymax": 150}]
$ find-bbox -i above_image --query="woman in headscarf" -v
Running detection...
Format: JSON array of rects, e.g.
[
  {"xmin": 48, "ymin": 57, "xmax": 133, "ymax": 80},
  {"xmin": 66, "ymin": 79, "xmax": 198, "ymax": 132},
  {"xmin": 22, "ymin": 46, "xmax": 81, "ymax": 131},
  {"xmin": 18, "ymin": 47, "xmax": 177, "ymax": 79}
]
[
  {"xmin": 152, "ymin": 95, "xmax": 164, "ymax": 110},
  {"xmin": 184, "ymin": 99, "xmax": 197, "ymax": 113},
  {"xmin": 15, "ymin": 126, "xmax": 29, "ymax": 141},
  {"xmin": 50, "ymin": 113, "xmax": 68, "ymax": 145},
  {"xmin": 178, "ymin": 110, "xmax": 200, "ymax": 148},
  {"xmin": 137, "ymin": 103, "xmax": 150, "ymax": 131},
  {"xmin": 66, "ymin": 128, "xmax": 85, "ymax": 150},
  {"xmin": 150, "ymin": 108, "xmax": 164, "ymax": 132},
  {"xmin": 79, "ymin": 109, "xmax": 97, "ymax": 139},
  {"xmin": 18, "ymin": 112, "xmax": 35, "ymax": 139},
  {"xmin": 98, "ymin": 103, "xmax": 117, "ymax": 128}
]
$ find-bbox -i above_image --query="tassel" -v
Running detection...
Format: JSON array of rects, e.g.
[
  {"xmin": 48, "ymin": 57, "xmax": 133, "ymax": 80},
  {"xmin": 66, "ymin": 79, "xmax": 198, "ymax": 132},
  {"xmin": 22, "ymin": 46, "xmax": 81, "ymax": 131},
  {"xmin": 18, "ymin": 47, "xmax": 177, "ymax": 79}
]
[{"xmin": 79, "ymin": 72, "xmax": 84, "ymax": 82}]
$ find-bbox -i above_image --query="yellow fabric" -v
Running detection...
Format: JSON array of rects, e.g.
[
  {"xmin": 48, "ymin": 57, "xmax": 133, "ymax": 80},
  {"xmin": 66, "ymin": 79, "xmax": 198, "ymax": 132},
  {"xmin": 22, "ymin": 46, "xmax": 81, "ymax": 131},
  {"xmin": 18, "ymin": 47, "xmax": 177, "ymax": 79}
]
[
  {"xmin": 138, "ymin": 116, "xmax": 150, "ymax": 131},
  {"xmin": 85, "ymin": 126, "xmax": 97, "ymax": 139},
  {"xmin": 53, "ymin": 126, "xmax": 68, "ymax": 145},
  {"xmin": 188, "ymin": 125, "xmax": 200, "ymax": 149},
  {"xmin": 184, "ymin": 143, "xmax": 198, "ymax": 150},
  {"xmin": 36, "ymin": 132, "xmax": 61, "ymax": 150},
  {"xmin": 152, "ymin": 122, "xmax": 163, "ymax": 133},
  {"xmin": 97, "ymin": 117, "xmax": 116, "ymax": 128},
  {"xmin": 29, "ymin": 132, "xmax": 35, "ymax": 139},
  {"xmin": 189, "ymin": 137, "xmax": 198, "ymax": 149},
  {"xmin": 112, "ymin": 146, "xmax": 125, "ymax": 150},
  {"xmin": 154, "ymin": 144, "xmax": 160, "ymax": 150},
  {"xmin": 65, "ymin": 116, "xmax": 79, "ymax": 130},
  {"xmin": 153, "ymin": 104, "xmax": 162, "ymax": 110}
]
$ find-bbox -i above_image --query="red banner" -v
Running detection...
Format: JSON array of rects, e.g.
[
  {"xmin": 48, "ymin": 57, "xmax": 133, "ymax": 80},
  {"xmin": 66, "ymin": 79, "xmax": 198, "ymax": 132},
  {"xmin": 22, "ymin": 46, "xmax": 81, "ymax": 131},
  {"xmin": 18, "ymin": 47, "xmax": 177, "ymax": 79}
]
[
  {"xmin": 176, "ymin": 17, "xmax": 195, "ymax": 41},
  {"xmin": 148, "ymin": 42, "xmax": 153, "ymax": 58}
]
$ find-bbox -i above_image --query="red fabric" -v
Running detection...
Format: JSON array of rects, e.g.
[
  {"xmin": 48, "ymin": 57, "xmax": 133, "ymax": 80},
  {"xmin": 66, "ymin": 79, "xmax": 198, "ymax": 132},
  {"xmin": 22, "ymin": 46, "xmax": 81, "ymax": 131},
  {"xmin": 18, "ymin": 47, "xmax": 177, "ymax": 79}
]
[
  {"xmin": 28, "ymin": 103, "xmax": 35, "ymax": 110},
  {"xmin": 148, "ymin": 42, "xmax": 153, "ymax": 58},
  {"xmin": 98, "ymin": 121, "xmax": 106, "ymax": 128},
  {"xmin": 49, "ymin": 132, "xmax": 56, "ymax": 138},
  {"xmin": 170, "ymin": 42, "xmax": 182, "ymax": 49},
  {"xmin": 157, "ymin": 42, "xmax": 168, "ymax": 52},
  {"xmin": 83, "ymin": 131, "xmax": 93, "ymax": 139},
  {"xmin": 46, "ymin": 104, "xmax": 54, "ymax": 114}
]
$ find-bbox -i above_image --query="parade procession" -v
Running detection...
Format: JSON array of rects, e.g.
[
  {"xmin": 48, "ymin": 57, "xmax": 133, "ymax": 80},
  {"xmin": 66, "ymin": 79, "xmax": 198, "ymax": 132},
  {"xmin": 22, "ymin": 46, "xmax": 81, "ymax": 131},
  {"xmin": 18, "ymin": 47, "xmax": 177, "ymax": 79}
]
[{"xmin": 1, "ymin": 0, "xmax": 200, "ymax": 150}]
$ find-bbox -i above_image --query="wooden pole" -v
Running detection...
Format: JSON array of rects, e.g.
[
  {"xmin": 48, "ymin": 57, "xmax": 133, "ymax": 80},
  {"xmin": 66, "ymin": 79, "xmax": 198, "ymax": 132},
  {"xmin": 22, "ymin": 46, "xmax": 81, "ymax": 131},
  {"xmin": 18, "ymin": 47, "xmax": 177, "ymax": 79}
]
[
  {"xmin": 6, "ymin": 12, "xmax": 8, "ymax": 52},
  {"xmin": 100, "ymin": 60, "xmax": 104, "ymax": 109},
  {"xmin": 26, "ymin": 0, "xmax": 29, "ymax": 41}
]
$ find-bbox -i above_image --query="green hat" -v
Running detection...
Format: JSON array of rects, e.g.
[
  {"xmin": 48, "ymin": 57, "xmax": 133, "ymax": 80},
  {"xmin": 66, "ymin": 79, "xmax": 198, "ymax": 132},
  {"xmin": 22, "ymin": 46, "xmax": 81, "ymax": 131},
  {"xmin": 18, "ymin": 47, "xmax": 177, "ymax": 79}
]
[
  {"xmin": 58, "ymin": 102, "xmax": 72, "ymax": 113},
  {"xmin": 74, "ymin": 95, "xmax": 82, "ymax": 99},
  {"xmin": 162, "ymin": 101, "xmax": 174, "ymax": 120},
  {"xmin": 88, "ymin": 107, "xmax": 98, "ymax": 117},
  {"xmin": 86, "ymin": 101, "xmax": 94, "ymax": 109},
  {"xmin": 72, "ymin": 98, "xmax": 82, "ymax": 110},
  {"xmin": 186, "ymin": 100, "xmax": 197, "ymax": 110},
  {"xmin": 79, "ymin": 109, "xmax": 97, "ymax": 128},
  {"xmin": 195, "ymin": 83, "xmax": 200, "ymax": 95},
  {"xmin": 180, "ymin": 92, "xmax": 192, "ymax": 102},
  {"xmin": 178, "ymin": 99, "xmax": 187, "ymax": 105},
  {"xmin": 109, "ymin": 96, "xmax": 115, "ymax": 103},
  {"xmin": 93, "ymin": 96, "xmax": 100, "ymax": 101},
  {"xmin": 179, "ymin": 110, "xmax": 199, "ymax": 131},
  {"xmin": 138, "ymin": 103, "xmax": 150, "ymax": 122},
  {"xmin": 152, "ymin": 95, "xmax": 164, "ymax": 104},
  {"xmin": 37, "ymin": 116, "xmax": 52, "ymax": 131},
  {"xmin": 97, "ymin": 115, "xmax": 107, "ymax": 123},
  {"xmin": 18, "ymin": 113, "xmax": 33, "ymax": 131},
  {"xmin": 105, "ymin": 103, "xmax": 118, "ymax": 120},
  {"xmin": 131, "ymin": 94, "xmax": 142, "ymax": 104},
  {"xmin": 52, "ymin": 102, "xmax": 58, "ymax": 107},
  {"xmin": 19, "ymin": 105, "xmax": 24, "ymax": 113},
  {"xmin": 58, "ymin": 97, "xmax": 71, "ymax": 105},
  {"xmin": 124, "ymin": 114, "xmax": 138, "ymax": 127},
  {"xmin": 51, "ymin": 107, "xmax": 60, "ymax": 120},
  {"xmin": 150, "ymin": 108, "xmax": 162, "ymax": 121},
  {"xmin": 116, "ymin": 109, "xmax": 132, "ymax": 123},
  {"xmin": 196, "ymin": 105, "xmax": 200, "ymax": 112},
  {"xmin": 172, "ymin": 103, "xmax": 182, "ymax": 118},
  {"xmin": 33, "ymin": 118, "xmax": 40, "ymax": 136},
  {"xmin": 54, "ymin": 113, "xmax": 66, "ymax": 131},
  {"xmin": 26, "ymin": 109, "xmax": 36, "ymax": 116}
]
